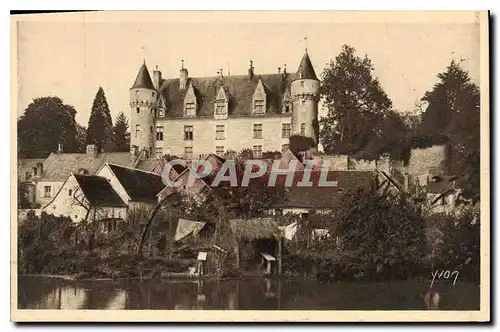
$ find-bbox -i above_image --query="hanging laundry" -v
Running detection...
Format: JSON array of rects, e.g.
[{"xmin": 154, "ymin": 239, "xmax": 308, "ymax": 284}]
[
  {"xmin": 174, "ymin": 218, "xmax": 206, "ymax": 242},
  {"xmin": 279, "ymin": 221, "xmax": 298, "ymax": 241}
]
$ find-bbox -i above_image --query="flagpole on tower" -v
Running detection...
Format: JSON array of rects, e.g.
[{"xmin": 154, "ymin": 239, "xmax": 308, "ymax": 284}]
[{"xmin": 304, "ymin": 37, "xmax": 308, "ymax": 54}]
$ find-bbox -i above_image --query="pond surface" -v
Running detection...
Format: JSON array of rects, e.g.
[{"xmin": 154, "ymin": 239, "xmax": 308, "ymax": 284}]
[{"xmin": 18, "ymin": 276, "xmax": 479, "ymax": 310}]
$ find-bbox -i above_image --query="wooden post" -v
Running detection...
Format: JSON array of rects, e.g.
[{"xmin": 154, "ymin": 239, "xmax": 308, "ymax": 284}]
[
  {"xmin": 277, "ymin": 237, "xmax": 282, "ymax": 276},
  {"xmin": 235, "ymin": 242, "xmax": 240, "ymax": 270}
]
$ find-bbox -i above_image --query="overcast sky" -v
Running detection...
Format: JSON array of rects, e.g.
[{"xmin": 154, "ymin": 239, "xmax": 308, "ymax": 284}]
[{"xmin": 16, "ymin": 13, "xmax": 480, "ymax": 127}]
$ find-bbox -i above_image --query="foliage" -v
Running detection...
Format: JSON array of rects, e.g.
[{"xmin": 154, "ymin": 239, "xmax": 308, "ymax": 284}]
[
  {"xmin": 86, "ymin": 87, "xmax": 114, "ymax": 152},
  {"xmin": 75, "ymin": 124, "xmax": 87, "ymax": 153},
  {"xmin": 112, "ymin": 111, "xmax": 130, "ymax": 152},
  {"xmin": 319, "ymin": 45, "xmax": 406, "ymax": 161},
  {"xmin": 416, "ymin": 60, "xmax": 480, "ymax": 201},
  {"xmin": 289, "ymin": 135, "xmax": 315, "ymax": 154},
  {"xmin": 18, "ymin": 97, "xmax": 79, "ymax": 158}
]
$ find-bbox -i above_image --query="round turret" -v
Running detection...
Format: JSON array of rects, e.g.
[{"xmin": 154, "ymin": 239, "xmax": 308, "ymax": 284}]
[
  {"xmin": 290, "ymin": 52, "xmax": 320, "ymax": 145},
  {"xmin": 129, "ymin": 61, "xmax": 156, "ymax": 156}
]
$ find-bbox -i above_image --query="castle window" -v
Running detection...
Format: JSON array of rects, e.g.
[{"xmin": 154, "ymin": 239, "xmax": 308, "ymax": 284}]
[
  {"xmin": 253, "ymin": 100, "xmax": 265, "ymax": 114},
  {"xmin": 185, "ymin": 102, "xmax": 196, "ymax": 117},
  {"xmin": 136, "ymin": 107, "xmax": 140, "ymax": 114},
  {"xmin": 282, "ymin": 144, "xmax": 290, "ymax": 153},
  {"xmin": 152, "ymin": 92, "xmax": 155, "ymax": 97},
  {"xmin": 184, "ymin": 147, "xmax": 193, "ymax": 159},
  {"xmin": 284, "ymin": 104, "xmax": 291, "ymax": 113},
  {"xmin": 135, "ymin": 125, "xmax": 140, "ymax": 138},
  {"xmin": 282, "ymin": 123, "xmax": 291, "ymax": 138},
  {"xmin": 184, "ymin": 125, "xmax": 194, "ymax": 140},
  {"xmin": 216, "ymin": 125, "xmax": 225, "ymax": 140},
  {"xmin": 155, "ymin": 147, "xmax": 163, "ymax": 157},
  {"xmin": 216, "ymin": 146, "xmax": 224, "ymax": 156},
  {"xmin": 215, "ymin": 100, "xmax": 226, "ymax": 115},
  {"xmin": 301, "ymin": 100, "xmax": 305, "ymax": 106},
  {"xmin": 157, "ymin": 108, "xmax": 164, "ymax": 117},
  {"xmin": 253, "ymin": 124, "xmax": 263, "ymax": 139},
  {"xmin": 253, "ymin": 145, "xmax": 262, "ymax": 158},
  {"xmin": 43, "ymin": 186, "xmax": 52, "ymax": 198},
  {"xmin": 156, "ymin": 126, "xmax": 164, "ymax": 141},
  {"xmin": 300, "ymin": 123, "xmax": 306, "ymax": 135},
  {"xmin": 300, "ymin": 81, "xmax": 305, "ymax": 87}
]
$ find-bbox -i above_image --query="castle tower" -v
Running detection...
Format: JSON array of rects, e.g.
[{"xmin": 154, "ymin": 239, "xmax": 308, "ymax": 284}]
[
  {"xmin": 129, "ymin": 61, "xmax": 156, "ymax": 156},
  {"xmin": 290, "ymin": 51, "xmax": 320, "ymax": 146}
]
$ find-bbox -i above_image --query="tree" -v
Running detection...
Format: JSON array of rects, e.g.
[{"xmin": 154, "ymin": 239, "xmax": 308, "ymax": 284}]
[
  {"xmin": 17, "ymin": 97, "xmax": 78, "ymax": 158},
  {"xmin": 87, "ymin": 87, "xmax": 113, "ymax": 152},
  {"xmin": 319, "ymin": 45, "xmax": 395, "ymax": 160},
  {"xmin": 75, "ymin": 124, "xmax": 87, "ymax": 153},
  {"xmin": 417, "ymin": 60, "xmax": 480, "ymax": 201},
  {"xmin": 112, "ymin": 112, "xmax": 130, "ymax": 152}
]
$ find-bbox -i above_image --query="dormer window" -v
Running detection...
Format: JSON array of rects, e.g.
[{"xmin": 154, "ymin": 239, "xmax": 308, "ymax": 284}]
[
  {"xmin": 157, "ymin": 108, "xmax": 164, "ymax": 117},
  {"xmin": 215, "ymin": 100, "xmax": 226, "ymax": 115},
  {"xmin": 185, "ymin": 102, "xmax": 196, "ymax": 117},
  {"xmin": 252, "ymin": 79, "xmax": 267, "ymax": 115},
  {"xmin": 254, "ymin": 100, "xmax": 265, "ymax": 114}
]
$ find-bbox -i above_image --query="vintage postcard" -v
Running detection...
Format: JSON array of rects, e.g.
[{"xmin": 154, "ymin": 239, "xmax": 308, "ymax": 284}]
[{"xmin": 11, "ymin": 11, "xmax": 490, "ymax": 322}]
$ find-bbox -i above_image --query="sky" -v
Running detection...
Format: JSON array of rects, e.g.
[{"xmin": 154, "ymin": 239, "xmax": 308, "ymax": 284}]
[{"xmin": 15, "ymin": 13, "xmax": 480, "ymax": 127}]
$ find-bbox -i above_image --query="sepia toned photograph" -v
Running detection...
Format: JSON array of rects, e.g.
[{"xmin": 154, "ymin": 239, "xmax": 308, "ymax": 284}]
[{"xmin": 11, "ymin": 11, "xmax": 489, "ymax": 322}]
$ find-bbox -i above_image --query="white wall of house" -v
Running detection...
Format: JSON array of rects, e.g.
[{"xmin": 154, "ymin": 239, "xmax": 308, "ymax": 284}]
[
  {"xmin": 36, "ymin": 180, "xmax": 64, "ymax": 206},
  {"xmin": 427, "ymin": 191, "xmax": 460, "ymax": 215},
  {"xmin": 96, "ymin": 164, "xmax": 131, "ymax": 205},
  {"xmin": 156, "ymin": 115, "xmax": 292, "ymax": 158},
  {"xmin": 42, "ymin": 175, "xmax": 88, "ymax": 222}
]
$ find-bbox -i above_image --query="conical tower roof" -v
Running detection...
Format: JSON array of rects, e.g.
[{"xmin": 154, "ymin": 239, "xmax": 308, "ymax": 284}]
[
  {"xmin": 131, "ymin": 62, "xmax": 155, "ymax": 90},
  {"xmin": 295, "ymin": 52, "xmax": 318, "ymax": 80}
]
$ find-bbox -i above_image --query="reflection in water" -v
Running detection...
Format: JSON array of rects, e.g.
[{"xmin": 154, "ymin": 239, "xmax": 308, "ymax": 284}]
[{"xmin": 18, "ymin": 276, "xmax": 479, "ymax": 310}]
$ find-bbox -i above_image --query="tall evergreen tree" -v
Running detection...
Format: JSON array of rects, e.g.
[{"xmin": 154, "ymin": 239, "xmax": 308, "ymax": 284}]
[
  {"xmin": 319, "ymin": 45, "xmax": 399, "ymax": 160},
  {"xmin": 18, "ymin": 97, "xmax": 78, "ymax": 158},
  {"xmin": 86, "ymin": 87, "xmax": 113, "ymax": 152},
  {"xmin": 112, "ymin": 112, "xmax": 130, "ymax": 152}
]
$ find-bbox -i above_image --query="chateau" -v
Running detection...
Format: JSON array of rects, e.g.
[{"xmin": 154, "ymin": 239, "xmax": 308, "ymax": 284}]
[{"xmin": 129, "ymin": 51, "xmax": 320, "ymax": 159}]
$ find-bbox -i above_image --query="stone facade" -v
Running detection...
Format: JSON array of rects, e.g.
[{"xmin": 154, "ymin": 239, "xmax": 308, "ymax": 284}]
[{"xmin": 129, "ymin": 51, "xmax": 320, "ymax": 159}]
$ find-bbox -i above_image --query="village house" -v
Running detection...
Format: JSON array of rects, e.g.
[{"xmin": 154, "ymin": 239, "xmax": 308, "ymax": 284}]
[
  {"xmin": 43, "ymin": 173, "xmax": 127, "ymax": 223},
  {"xmin": 17, "ymin": 158, "xmax": 45, "ymax": 206}
]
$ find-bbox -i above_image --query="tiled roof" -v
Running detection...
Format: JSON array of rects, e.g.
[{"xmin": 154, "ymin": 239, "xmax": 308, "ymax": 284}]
[
  {"xmin": 295, "ymin": 52, "xmax": 318, "ymax": 80},
  {"xmin": 135, "ymin": 159, "xmax": 163, "ymax": 174},
  {"xmin": 274, "ymin": 171, "xmax": 375, "ymax": 209},
  {"xmin": 73, "ymin": 174, "xmax": 126, "ymax": 207},
  {"xmin": 107, "ymin": 163, "xmax": 165, "ymax": 202},
  {"xmin": 157, "ymin": 73, "xmax": 295, "ymax": 118},
  {"xmin": 131, "ymin": 62, "xmax": 155, "ymax": 90},
  {"xmin": 41, "ymin": 152, "xmax": 134, "ymax": 181}
]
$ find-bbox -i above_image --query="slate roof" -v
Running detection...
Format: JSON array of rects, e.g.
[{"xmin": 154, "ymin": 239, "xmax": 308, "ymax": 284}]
[
  {"xmin": 107, "ymin": 163, "xmax": 165, "ymax": 202},
  {"xmin": 274, "ymin": 171, "xmax": 376, "ymax": 209},
  {"xmin": 295, "ymin": 52, "xmax": 318, "ymax": 80},
  {"xmin": 41, "ymin": 152, "xmax": 134, "ymax": 181},
  {"xmin": 18, "ymin": 158, "xmax": 45, "ymax": 180},
  {"xmin": 73, "ymin": 174, "xmax": 126, "ymax": 207},
  {"xmin": 131, "ymin": 62, "xmax": 155, "ymax": 90}
]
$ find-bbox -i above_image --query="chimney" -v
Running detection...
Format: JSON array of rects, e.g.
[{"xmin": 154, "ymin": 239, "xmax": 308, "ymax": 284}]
[
  {"xmin": 179, "ymin": 60, "xmax": 189, "ymax": 90},
  {"xmin": 153, "ymin": 65, "xmax": 162, "ymax": 91},
  {"xmin": 57, "ymin": 143, "xmax": 63, "ymax": 153},
  {"xmin": 248, "ymin": 60, "xmax": 254, "ymax": 81},
  {"xmin": 86, "ymin": 144, "xmax": 98, "ymax": 158},
  {"xmin": 278, "ymin": 67, "xmax": 281, "ymax": 74}
]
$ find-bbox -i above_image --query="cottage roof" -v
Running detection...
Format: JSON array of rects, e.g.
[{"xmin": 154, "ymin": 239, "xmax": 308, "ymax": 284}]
[
  {"xmin": 295, "ymin": 52, "xmax": 318, "ymax": 80},
  {"xmin": 40, "ymin": 152, "xmax": 134, "ymax": 181},
  {"xmin": 157, "ymin": 73, "xmax": 294, "ymax": 118},
  {"xmin": 131, "ymin": 62, "xmax": 155, "ymax": 90},
  {"xmin": 274, "ymin": 170, "xmax": 375, "ymax": 209},
  {"xmin": 230, "ymin": 218, "xmax": 280, "ymax": 241},
  {"xmin": 107, "ymin": 163, "xmax": 165, "ymax": 202},
  {"xmin": 427, "ymin": 175, "xmax": 456, "ymax": 194},
  {"xmin": 73, "ymin": 174, "xmax": 126, "ymax": 207},
  {"xmin": 18, "ymin": 158, "xmax": 45, "ymax": 176}
]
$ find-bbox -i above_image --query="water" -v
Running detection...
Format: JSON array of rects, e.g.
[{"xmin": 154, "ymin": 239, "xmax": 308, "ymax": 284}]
[{"xmin": 18, "ymin": 276, "xmax": 479, "ymax": 310}]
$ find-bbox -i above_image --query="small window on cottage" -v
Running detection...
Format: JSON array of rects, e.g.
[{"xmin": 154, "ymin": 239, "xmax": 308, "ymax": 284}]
[
  {"xmin": 185, "ymin": 102, "xmax": 196, "ymax": 117},
  {"xmin": 253, "ymin": 145, "xmax": 262, "ymax": 158},
  {"xmin": 281, "ymin": 144, "xmax": 290, "ymax": 153},
  {"xmin": 135, "ymin": 125, "xmax": 140, "ymax": 138},
  {"xmin": 43, "ymin": 186, "xmax": 52, "ymax": 198},
  {"xmin": 184, "ymin": 125, "xmax": 194, "ymax": 140},
  {"xmin": 254, "ymin": 100, "xmax": 265, "ymax": 114},
  {"xmin": 215, "ymin": 100, "xmax": 226, "ymax": 115},
  {"xmin": 216, "ymin": 146, "xmax": 224, "ymax": 156},
  {"xmin": 68, "ymin": 189, "xmax": 72, "ymax": 197},
  {"xmin": 300, "ymin": 123, "xmax": 306, "ymax": 135},
  {"xmin": 215, "ymin": 125, "xmax": 225, "ymax": 140},
  {"xmin": 156, "ymin": 126, "xmax": 164, "ymax": 141},
  {"xmin": 282, "ymin": 123, "xmax": 291, "ymax": 138},
  {"xmin": 33, "ymin": 167, "xmax": 38, "ymax": 176},
  {"xmin": 253, "ymin": 124, "xmax": 263, "ymax": 139}
]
